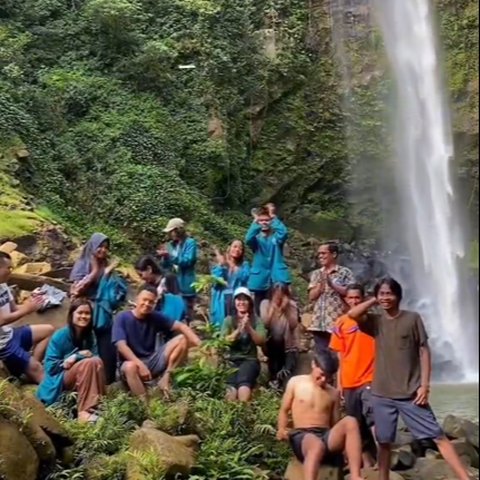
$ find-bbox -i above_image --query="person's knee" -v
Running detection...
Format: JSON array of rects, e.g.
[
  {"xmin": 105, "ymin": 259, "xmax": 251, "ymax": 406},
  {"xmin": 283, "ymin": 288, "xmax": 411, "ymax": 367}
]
[
  {"xmin": 83, "ymin": 357, "xmax": 104, "ymax": 371},
  {"xmin": 177, "ymin": 334, "xmax": 188, "ymax": 349},
  {"xmin": 433, "ymin": 436, "xmax": 449, "ymax": 445},
  {"xmin": 342, "ymin": 415, "xmax": 360, "ymax": 430},
  {"xmin": 40, "ymin": 324, "xmax": 55, "ymax": 339},
  {"xmin": 122, "ymin": 361, "xmax": 139, "ymax": 377}
]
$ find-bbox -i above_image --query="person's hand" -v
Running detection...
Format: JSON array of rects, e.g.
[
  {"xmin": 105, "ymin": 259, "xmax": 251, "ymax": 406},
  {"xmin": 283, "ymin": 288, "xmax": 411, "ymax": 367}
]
[
  {"xmin": 239, "ymin": 314, "xmax": 249, "ymax": 331},
  {"xmin": 276, "ymin": 428, "xmax": 289, "ymax": 441},
  {"xmin": 78, "ymin": 350, "xmax": 93, "ymax": 358},
  {"xmin": 214, "ymin": 247, "xmax": 226, "ymax": 266},
  {"xmin": 63, "ymin": 355, "xmax": 77, "ymax": 370},
  {"xmin": 266, "ymin": 203, "xmax": 276, "ymax": 218},
  {"xmin": 136, "ymin": 361, "xmax": 152, "ymax": 382},
  {"xmin": 105, "ymin": 259, "xmax": 119, "ymax": 276},
  {"xmin": 24, "ymin": 294, "xmax": 45, "ymax": 313},
  {"xmin": 414, "ymin": 385, "xmax": 430, "ymax": 405}
]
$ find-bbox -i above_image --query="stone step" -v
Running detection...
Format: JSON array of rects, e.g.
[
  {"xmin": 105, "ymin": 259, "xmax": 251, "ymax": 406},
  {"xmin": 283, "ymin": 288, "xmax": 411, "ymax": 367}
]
[{"xmin": 284, "ymin": 458, "xmax": 344, "ymax": 480}]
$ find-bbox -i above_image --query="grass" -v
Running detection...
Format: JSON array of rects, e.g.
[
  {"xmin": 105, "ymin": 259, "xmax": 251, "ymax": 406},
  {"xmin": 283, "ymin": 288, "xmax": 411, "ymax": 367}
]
[{"xmin": 0, "ymin": 209, "xmax": 43, "ymax": 239}]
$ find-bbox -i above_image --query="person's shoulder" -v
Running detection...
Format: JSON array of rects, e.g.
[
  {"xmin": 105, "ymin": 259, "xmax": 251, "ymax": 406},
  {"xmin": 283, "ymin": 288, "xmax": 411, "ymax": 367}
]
[
  {"xmin": 52, "ymin": 326, "xmax": 70, "ymax": 342},
  {"xmin": 0, "ymin": 282, "xmax": 11, "ymax": 294},
  {"xmin": 115, "ymin": 310, "xmax": 133, "ymax": 322},
  {"xmin": 186, "ymin": 237, "xmax": 197, "ymax": 246},
  {"xmin": 326, "ymin": 384, "xmax": 341, "ymax": 399},
  {"xmin": 289, "ymin": 374, "xmax": 309, "ymax": 386},
  {"xmin": 400, "ymin": 309, "xmax": 423, "ymax": 322}
]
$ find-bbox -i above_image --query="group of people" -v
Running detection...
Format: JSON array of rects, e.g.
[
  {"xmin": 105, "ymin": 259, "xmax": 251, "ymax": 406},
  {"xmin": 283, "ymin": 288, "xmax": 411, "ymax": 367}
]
[{"xmin": 0, "ymin": 205, "xmax": 472, "ymax": 480}]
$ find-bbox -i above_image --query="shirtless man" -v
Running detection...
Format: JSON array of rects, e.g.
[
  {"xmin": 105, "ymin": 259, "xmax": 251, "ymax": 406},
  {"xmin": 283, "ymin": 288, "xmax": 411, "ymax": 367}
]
[{"xmin": 277, "ymin": 350, "xmax": 364, "ymax": 480}]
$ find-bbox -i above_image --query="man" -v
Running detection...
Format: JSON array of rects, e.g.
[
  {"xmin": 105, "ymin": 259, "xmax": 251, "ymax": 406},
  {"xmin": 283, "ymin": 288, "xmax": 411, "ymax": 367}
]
[
  {"xmin": 0, "ymin": 251, "xmax": 54, "ymax": 382},
  {"xmin": 329, "ymin": 283, "xmax": 376, "ymax": 467},
  {"xmin": 308, "ymin": 242, "xmax": 354, "ymax": 353},
  {"xmin": 112, "ymin": 284, "xmax": 201, "ymax": 397},
  {"xmin": 157, "ymin": 218, "xmax": 197, "ymax": 322},
  {"xmin": 245, "ymin": 203, "xmax": 291, "ymax": 314},
  {"xmin": 348, "ymin": 277, "xmax": 471, "ymax": 480},
  {"xmin": 277, "ymin": 350, "xmax": 364, "ymax": 480}
]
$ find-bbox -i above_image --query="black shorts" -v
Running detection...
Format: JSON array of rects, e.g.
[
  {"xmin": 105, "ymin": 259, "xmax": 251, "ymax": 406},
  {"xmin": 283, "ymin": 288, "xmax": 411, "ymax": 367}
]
[
  {"xmin": 343, "ymin": 384, "xmax": 374, "ymax": 428},
  {"xmin": 227, "ymin": 358, "xmax": 260, "ymax": 389},
  {"xmin": 288, "ymin": 428, "xmax": 343, "ymax": 466}
]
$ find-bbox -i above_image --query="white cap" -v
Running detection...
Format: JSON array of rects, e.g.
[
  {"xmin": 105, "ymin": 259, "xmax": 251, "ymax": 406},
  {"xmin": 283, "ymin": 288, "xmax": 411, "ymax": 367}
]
[
  {"xmin": 163, "ymin": 218, "xmax": 186, "ymax": 233},
  {"xmin": 233, "ymin": 286, "xmax": 253, "ymax": 299}
]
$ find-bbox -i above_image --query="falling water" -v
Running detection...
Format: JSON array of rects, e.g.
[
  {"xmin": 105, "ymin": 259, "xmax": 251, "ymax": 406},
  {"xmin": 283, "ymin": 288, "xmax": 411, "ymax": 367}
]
[{"xmin": 372, "ymin": 0, "xmax": 478, "ymax": 381}]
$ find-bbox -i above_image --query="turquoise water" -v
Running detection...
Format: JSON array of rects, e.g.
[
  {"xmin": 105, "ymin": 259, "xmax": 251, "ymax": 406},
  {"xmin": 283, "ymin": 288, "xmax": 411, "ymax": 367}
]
[{"xmin": 430, "ymin": 383, "xmax": 479, "ymax": 423}]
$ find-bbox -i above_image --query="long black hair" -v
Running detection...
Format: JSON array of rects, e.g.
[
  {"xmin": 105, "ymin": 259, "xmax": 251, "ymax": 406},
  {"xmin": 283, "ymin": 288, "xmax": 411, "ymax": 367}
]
[
  {"xmin": 67, "ymin": 298, "xmax": 95, "ymax": 350},
  {"xmin": 134, "ymin": 255, "xmax": 162, "ymax": 276}
]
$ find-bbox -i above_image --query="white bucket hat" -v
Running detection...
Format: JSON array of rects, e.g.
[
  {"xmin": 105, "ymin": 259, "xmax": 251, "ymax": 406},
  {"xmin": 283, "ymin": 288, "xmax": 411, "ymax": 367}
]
[
  {"xmin": 163, "ymin": 218, "xmax": 186, "ymax": 233},
  {"xmin": 233, "ymin": 286, "xmax": 253, "ymax": 299}
]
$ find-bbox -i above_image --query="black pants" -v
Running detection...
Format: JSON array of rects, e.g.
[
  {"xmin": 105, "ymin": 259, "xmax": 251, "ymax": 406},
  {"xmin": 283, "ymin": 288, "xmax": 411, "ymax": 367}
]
[
  {"xmin": 95, "ymin": 327, "xmax": 117, "ymax": 385},
  {"xmin": 253, "ymin": 290, "xmax": 269, "ymax": 316},
  {"xmin": 264, "ymin": 338, "xmax": 297, "ymax": 387}
]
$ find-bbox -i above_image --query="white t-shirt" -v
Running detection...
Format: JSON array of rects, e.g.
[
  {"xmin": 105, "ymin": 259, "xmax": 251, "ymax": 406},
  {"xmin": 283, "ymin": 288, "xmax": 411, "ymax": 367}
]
[{"xmin": 0, "ymin": 283, "xmax": 14, "ymax": 349}]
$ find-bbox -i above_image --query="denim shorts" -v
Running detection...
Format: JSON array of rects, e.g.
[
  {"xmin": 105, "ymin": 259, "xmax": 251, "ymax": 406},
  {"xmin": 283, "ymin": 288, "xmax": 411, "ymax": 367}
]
[
  {"xmin": 0, "ymin": 326, "xmax": 33, "ymax": 376},
  {"xmin": 372, "ymin": 394, "xmax": 444, "ymax": 444}
]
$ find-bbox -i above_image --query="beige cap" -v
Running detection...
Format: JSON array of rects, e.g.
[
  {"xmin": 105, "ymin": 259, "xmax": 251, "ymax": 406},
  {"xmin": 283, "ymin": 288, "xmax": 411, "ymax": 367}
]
[{"xmin": 163, "ymin": 218, "xmax": 186, "ymax": 233}]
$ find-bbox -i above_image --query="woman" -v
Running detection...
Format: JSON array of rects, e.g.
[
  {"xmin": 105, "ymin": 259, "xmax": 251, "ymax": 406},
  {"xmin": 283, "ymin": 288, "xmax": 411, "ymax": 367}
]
[
  {"xmin": 157, "ymin": 218, "xmax": 197, "ymax": 322},
  {"xmin": 70, "ymin": 233, "xmax": 125, "ymax": 384},
  {"xmin": 37, "ymin": 299, "xmax": 105, "ymax": 422},
  {"xmin": 221, "ymin": 287, "xmax": 266, "ymax": 402},
  {"xmin": 135, "ymin": 256, "xmax": 186, "ymax": 322},
  {"xmin": 210, "ymin": 240, "xmax": 250, "ymax": 328},
  {"xmin": 260, "ymin": 284, "xmax": 299, "ymax": 390}
]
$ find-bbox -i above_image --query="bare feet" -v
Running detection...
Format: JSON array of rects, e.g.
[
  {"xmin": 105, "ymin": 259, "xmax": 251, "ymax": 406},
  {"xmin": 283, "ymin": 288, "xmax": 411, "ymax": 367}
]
[
  {"xmin": 78, "ymin": 411, "xmax": 99, "ymax": 423},
  {"xmin": 157, "ymin": 371, "xmax": 172, "ymax": 399}
]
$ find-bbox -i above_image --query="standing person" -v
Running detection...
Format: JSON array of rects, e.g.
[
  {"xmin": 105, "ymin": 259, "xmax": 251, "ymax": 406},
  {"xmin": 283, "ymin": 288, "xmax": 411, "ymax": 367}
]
[
  {"xmin": 276, "ymin": 350, "xmax": 364, "ymax": 480},
  {"xmin": 329, "ymin": 284, "xmax": 376, "ymax": 467},
  {"xmin": 37, "ymin": 299, "xmax": 106, "ymax": 423},
  {"xmin": 70, "ymin": 233, "xmax": 125, "ymax": 384},
  {"xmin": 210, "ymin": 240, "xmax": 250, "ymax": 328},
  {"xmin": 245, "ymin": 203, "xmax": 291, "ymax": 314},
  {"xmin": 260, "ymin": 283, "xmax": 299, "ymax": 390},
  {"xmin": 157, "ymin": 218, "xmax": 197, "ymax": 323},
  {"xmin": 308, "ymin": 242, "xmax": 354, "ymax": 353},
  {"xmin": 348, "ymin": 277, "xmax": 471, "ymax": 480},
  {"xmin": 0, "ymin": 252, "xmax": 53, "ymax": 382},
  {"xmin": 222, "ymin": 287, "xmax": 266, "ymax": 402},
  {"xmin": 112, "ymin": 285, "xmax": 201, "ymax": 398}
]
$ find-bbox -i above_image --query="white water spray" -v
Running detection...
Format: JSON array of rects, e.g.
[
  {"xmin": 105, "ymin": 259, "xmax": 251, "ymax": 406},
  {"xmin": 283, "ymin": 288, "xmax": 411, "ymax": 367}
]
[{"xmin": 373, "ymin": 0, "xmax": 478, "ymax": 381}]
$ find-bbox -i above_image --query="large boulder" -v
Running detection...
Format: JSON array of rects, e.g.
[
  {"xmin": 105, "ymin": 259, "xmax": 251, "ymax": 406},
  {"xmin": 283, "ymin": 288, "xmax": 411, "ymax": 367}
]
[
  {"xmin": 346, "ymin": 469, "xmax": 404, "ymax": 480},
  {"xmin": 284, "ymin": 458, "xmax": 344, "ymax": 480},
  {"xmin": 403, "ymin": 458, "xmax": 479, "ymax": 480},
  {"xmin": 127, "ymin": 420, "xmax": 199, "ymax": 479},
  {"xmin": 390, "ymin": 444, "xmax": 417, "ymax": 470},
  {"xmin": 451, "ymin": 438, "xmax": 479, "ymax": 468},
  {"xmin": 443, "ymin": 415, "xmax": 479, "ymax": 449},
  {"xmin": 0, "ymin": 420, "xmax": 39, "ymax": 480}
]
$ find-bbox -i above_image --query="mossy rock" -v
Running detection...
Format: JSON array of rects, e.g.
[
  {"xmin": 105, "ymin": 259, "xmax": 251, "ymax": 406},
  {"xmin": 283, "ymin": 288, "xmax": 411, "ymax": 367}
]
[{"xmin": 0, "ymin": 419, "xmax": 39, "ymax": 480}]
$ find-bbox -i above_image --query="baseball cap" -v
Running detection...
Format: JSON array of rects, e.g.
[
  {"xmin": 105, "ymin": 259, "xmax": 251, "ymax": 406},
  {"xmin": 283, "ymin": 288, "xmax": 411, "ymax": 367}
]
[
  {"xmin": 233, "ymin": 286, "xmax": 253, "ymax": 299},
  {"xmin": 163, "ymin": 218, "xmax": 186, "ymax": 233}
]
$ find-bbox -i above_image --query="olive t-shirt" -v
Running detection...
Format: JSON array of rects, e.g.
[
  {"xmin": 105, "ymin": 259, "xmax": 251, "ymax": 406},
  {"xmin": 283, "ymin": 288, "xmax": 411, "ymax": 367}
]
[
  {"xmin": 360, "ymin": 310, "xmax": 429, "ymax": 399},
  {"xmin": 221, "ymin": 315, "xmax": 266, "ymax": 361}
]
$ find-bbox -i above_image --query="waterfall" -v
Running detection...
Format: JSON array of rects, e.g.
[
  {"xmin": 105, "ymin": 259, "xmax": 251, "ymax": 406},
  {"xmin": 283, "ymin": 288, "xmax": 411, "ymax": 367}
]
[
  {"xmin": 372, "ymin": 0, "xmax": 478, "ymax": 381},
  {"xmin": 328, "ymin": 0, "xmax": 478, "ymax": 381}
]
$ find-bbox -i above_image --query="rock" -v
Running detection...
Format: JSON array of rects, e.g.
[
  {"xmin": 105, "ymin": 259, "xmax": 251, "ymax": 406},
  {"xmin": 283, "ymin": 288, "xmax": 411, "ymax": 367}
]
[
  {"xmin": 0, "ymin": 241, "xmax": 18, "ymax": 253},
  {"xmin": 391, "ymin": 445, "xmax": 416, "ymax": 470},
  {"xmin": 394, "ymin": 429, "xmax": 415, "ymax": 447},
  {"xmin": 12, "ymin": 298, "xmax": 70, "ymax": 329},
  {"xmin": 9, "ymin": 250, "xmax": 28, "ymax": 268},
  {"xmin": 347, "ymin": 469, "xmax": 404, "ymax": 480},
  {"xmin": 284, "ymin": 458, "xmax": 344, "ymax": 479},
  {"xmin": 425, "ymin": 448, "xmax": 442, "ymax": 460},
  {"xmin": 15, "ymin": 148, "xmax": 30, "ymax": 159},
  {"xmin": 451, "ymin": 438, "xmax": 479, "ymax": 468},
  {"xmin": 127, "ymin": 423, "xmax": 199, "ymax": 479},
  {"xmin": 405, "ymin": 457, "xmax": 479, "ymax": 480},
  {"xmin": 207, "ymin": 115, "xmax": 224, "ymax": 140},
  {"xmin": 301, "ymin": 312, "xmax": 313, "ymax": 329},
  {"xmin": 443, "ymin": 415, "xmax": 479, "ymax": 448},
  {"xmin": 0, "ymin": 420, "xmax": 39, "ymax": 480},
  {"xmin": 14, "ymin": 261, "xmax": 52, "ymax": 275}
]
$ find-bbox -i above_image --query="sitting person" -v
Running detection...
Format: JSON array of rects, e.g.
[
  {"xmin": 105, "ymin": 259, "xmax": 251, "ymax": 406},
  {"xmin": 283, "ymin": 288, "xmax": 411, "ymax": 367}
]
[
  {"xmin": 37, "ymin": 299, "xmax": 105, "ymax": 422},
  {"xmin": 135, "ymin": 256, "xmax": 186, "ymax": 322},
  {"xmin": 0, "ymin": 251, "xmax": 53, "ymax": 383},
  {"xmin": 277, "ymin": 350, "xmax": 364, "ymax": 480},
  {"xmin": 210, "ymin": 240, "xmax": 250, "ymax": 328},
  {"xmin": 221, "ymin": 287, "xmax": 266, "ymax": 402},
  {"xmin": 112, "ymin": 284, "xmax": 201, "ymax": 397},
  {"xmin": 260, "ymin": 283, "xmax": 299, "ymax": 390}
]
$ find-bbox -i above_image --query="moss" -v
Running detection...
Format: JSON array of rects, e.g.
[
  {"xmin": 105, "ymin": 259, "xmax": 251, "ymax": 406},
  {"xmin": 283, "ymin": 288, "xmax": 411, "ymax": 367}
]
[{"xmin": 0, "ymin": 209, "xmax": 43, "ymax": 239}]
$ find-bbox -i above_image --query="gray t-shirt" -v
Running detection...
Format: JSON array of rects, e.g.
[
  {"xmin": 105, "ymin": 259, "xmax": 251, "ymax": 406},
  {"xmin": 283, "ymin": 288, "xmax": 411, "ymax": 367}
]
[
  {"xmin": 0, "ymin": 283, "xmax": 14, "ymax": 349},
  {"xmin": 360, "ymin": 310, "xmax": 429, "ymax": 399}
]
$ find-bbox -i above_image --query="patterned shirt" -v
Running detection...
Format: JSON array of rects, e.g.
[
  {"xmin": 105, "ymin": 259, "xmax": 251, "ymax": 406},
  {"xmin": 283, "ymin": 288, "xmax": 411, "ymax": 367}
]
[
  {"xmin": 308, "ymin": 266, "xmax": 354, "ymax": 333},
  {"xmin": 0, "ymin": 283, "xmax": 14, "ymax": 350}
]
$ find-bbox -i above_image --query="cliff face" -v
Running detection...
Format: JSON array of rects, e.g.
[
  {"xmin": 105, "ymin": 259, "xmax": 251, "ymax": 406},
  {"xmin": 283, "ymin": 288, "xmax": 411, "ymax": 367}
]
[{"xmin": 0, "ymin": 0, "xmax": 477, "ymax": 254}]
